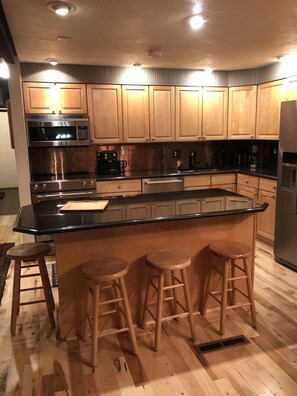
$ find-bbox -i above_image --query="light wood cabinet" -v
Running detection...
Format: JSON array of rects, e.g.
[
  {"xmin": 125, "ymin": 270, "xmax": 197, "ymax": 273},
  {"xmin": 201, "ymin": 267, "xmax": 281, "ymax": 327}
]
[
  {"xmin": 237, "ymin": 174, "xmax": 259, "ymax": 200},
  {"xmin": 226, "ymin": 196, "xmax": 252, "ymax": 210},
  {"xmin": 201, "ymin": 196, "xmax": 225, "ymax": 212},
  {"xmin": 176, "ymin": 199, "xmax": 201, "ymax": 215},
  {"xmin": 122, "ymin": 85, "xmax": 150, "ymax": 143},
  {"xmin": 126, "ymin": 203, "xmax": 151, "ymax": 220},
  {"xmin": 257, "ymin": 178, "xmax": 276, "ymax": 245},
  {"xmin": 23, "ymin": 82, "xmax": 87, "ymax": 114},
  {"xmin": 151, "ymin": 201, "xmax": 175, "ymax": 217},
  {"xmin": 176, "ymin": 86, "xmax": 203, "ymax": 141},
  {"xmin": 87, "ymin": 84, "xmax": 123, "ymax": 144},
  {"xmin": 96, "ymin": 179, "xmax": 141, "ymax": 197},
  {"xmin": 202, "ymin": 87, "xmax": 228, "ymax": 140},
  {"xmin": 149, "ymin": 86, "xmax": 175, "ymax": 142},
  {"xmin": 256, "ymin": 80, "xmax": 286, "ymax": 140},
  {"xmin": 184, "ymin": 175, "xmax": 211, "ymax": 190},
  {"xmin": 211, "ymin": 173, "xmax": 236, "ymax": 192},
  {"xmin": 228, "ymin": 85, "xmax": 257, "ymax": 139}
]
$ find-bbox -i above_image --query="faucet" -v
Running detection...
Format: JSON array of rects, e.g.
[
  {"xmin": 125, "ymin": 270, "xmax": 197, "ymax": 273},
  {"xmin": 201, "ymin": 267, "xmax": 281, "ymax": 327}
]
[
  {"xmin": 176, "ymin": 160, "xmax": 181, "ymax": 171},
  {"xmin": 189, "ymin": 151, "xmax": 197, "ymax": 169}
]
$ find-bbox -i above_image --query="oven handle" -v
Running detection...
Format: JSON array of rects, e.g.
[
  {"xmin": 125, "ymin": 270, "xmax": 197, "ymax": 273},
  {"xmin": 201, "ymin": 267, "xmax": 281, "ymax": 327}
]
[
  {"xmin": 34, "ymin": 190, "xmax": 96, "ymax": 202},
  {"xmin": 144, "ymin": 179, "xmax": 183, "ymax": 185}
]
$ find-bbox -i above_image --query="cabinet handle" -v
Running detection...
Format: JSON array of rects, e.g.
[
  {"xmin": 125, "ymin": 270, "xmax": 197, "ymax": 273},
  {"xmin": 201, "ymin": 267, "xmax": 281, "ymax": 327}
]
[{"xmin": 117, "ymin": 185, "xmax": 121, "ymax": 189}]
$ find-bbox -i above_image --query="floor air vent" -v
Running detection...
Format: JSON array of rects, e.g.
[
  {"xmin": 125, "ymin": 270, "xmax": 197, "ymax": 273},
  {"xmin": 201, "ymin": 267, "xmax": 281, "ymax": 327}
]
[{"xmin": 193, "ymin": 335, "xmax": 249, "ymax": 354}]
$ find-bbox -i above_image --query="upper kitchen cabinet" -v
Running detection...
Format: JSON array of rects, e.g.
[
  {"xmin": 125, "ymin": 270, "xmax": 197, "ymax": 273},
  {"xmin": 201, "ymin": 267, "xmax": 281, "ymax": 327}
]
[
  {"xmin": 149, "ymin": 86, "xmax": 175, "ymax": 142},
  {"xmin": 202, "ymin": 87, "xmax": 228, "ymax": 140},
  {"xmin": 228, "ymin": 85, "xmax": 257, "ymax": 139},
  {"xmin": 122, "ymin": 85, "xmax": 150, "ymax": 143},
  {"xmin": 22, "ymin": 82, "xmax": 87, "ymax": 114},
  {"xmin": 256, "ymin": 80, "xmax": 286, "ymax": 140},
  {"xmin": 87, "ymin": 84, "xmax": 123, "ymax": 144},
  {"xmin": 176, "ymin": 86, "xmax": 203, "ymax": 141},
  {"xmin": 283, "ymin": 75, "xmax": 297, "ymax": 100}
]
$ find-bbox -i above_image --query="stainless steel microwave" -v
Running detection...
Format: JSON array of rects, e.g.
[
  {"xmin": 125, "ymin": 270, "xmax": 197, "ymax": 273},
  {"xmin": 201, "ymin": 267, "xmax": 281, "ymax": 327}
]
[{"xmin": 26, "ymin": 114, "xmax": 90, "ymax": 147}]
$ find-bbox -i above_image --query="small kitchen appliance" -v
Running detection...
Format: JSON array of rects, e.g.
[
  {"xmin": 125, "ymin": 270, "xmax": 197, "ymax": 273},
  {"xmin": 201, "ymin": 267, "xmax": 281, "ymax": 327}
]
[
  {"xmin": 248, "ymin": 144, "xmax": 263, "ymax": 170},
  {"xmin": 97, "ymin": 151, "xmax": 127, "ymax": 175}
]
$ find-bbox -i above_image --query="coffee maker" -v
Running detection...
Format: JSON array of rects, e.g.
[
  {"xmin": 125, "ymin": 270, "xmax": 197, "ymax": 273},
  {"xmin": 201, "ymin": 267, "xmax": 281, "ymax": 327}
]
[
  {"xmin": 248, "ymin": 144, "xmax": 263, "ymax": 170},
  {"xmin": 97, "ymin": 151, "xmax": 127, "ymax": 175}
]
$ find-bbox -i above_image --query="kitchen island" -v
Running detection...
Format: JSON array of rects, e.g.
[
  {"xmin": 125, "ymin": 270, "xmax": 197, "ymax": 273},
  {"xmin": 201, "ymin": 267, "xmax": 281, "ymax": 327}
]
[{"xmin": 14, "ymin": 189, "xmax": 267, "ymax": 340}]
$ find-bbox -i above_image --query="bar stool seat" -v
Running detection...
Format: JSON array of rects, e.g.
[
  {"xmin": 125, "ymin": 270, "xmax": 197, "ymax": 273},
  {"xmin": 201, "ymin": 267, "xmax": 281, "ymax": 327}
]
[
  {"xmin": 202, "ymin": 240, "xmax": 257, "ymax": 335},
  {"xmin": 7, "ymin": 242, "xmax": 55, "ymax": 335},
  {"xmin": 141, "ymin": 249, "xmax": 196, "ymax": 351},
  {"xmin": 81, "ymin": 257, "xmax": 138, "ymax": 369}
]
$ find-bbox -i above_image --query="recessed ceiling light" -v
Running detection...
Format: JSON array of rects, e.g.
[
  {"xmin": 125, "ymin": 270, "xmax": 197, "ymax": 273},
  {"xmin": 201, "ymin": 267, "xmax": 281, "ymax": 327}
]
[
  {"xmin": 189, "ymin": 15, "xmax": 206, "ymax": 30},
  {"xmin": 132, "ymin": 63, "xmax": 142, "ymax": 68},
  {"xmin": 47, "ymin": 1, "xmax": 76, "ymax": 16},
  {"xmin": 45, "ymin": 58, "xmax": 58, "ymax": 66},
  {"xmin": 204, "ymin": 67, "xmax": 214, "ymax": 73},
  {"xmin": 0, "ymin": 59, "xmax": 9, "ymax": 79},
  {"xmin": 148, "ymin": 49, "xmax": 162, "ymax": 57}
]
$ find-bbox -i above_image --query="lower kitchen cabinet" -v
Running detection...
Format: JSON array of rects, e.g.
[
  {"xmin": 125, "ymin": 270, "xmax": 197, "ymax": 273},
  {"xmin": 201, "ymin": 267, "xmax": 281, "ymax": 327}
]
[
  {"xmin": 201, "ymin": 196, "xmax": 225, "ymax": 212},
  {"xmin": 176, "ymin": 199, "xmax": 201, "ymax": 215},
  {"xmin": 100, "ymin": 206, "xmax": 125, "ymax": 223},
  {"xmin": 237, "ymin": 174, "xmax": 259, "ymax": 200},
  {"xmin": 126, "ymin": 203, "xmax": 151, "ymax": 220},
  {"xmin": 257, "ymin": 178, "xmax": 276, "ymax": 245},
  {"xmin": 184, "ymin": 175, "xmax": 211, "ymax": 190},
  {"xmin": 151, "ymin": 201, "xmax": 175, "ymax": 217},
  {"xmin": 96, "ymin": 179, "xmax": 142, "ymax": 197},
  {"xmin": 226, "ymin": 196, "xmax": 252, "ymax": 210},
  {"xmin": 211, "ymin": 173, "xmax": 236, "ymax": 192}
]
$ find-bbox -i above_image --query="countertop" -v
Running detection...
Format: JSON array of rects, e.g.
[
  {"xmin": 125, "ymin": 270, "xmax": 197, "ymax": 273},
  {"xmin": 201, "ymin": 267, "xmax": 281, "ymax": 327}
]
[
  {"xmin": 96, "ymin": 167, "xmax": 277, "ymax": 181},
  {"xmin": 14, "ymin": 188, "xmax": 268, "ymax": 235}
]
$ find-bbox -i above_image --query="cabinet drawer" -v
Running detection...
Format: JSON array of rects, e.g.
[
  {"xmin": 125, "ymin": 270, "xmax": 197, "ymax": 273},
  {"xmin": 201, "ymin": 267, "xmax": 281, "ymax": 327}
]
[
  {"xmin": 237, "ymin": 185, "xmax": 258, "ymax": 200},
  {"xmin": 96, "ymin": 179, "xmax": 141, "ymax": 196},
  {"xmin": 259, "ymin": 178, "xmax": 277, "ymax": 193},
  {"xmin": 212, "ymin": 184, "xmax": 236, "ymax": 193},
  {"xmin": 237, "ymin": 174, "xmax": 259, "ymax": 189},
  {"xmin": 184, "ymin": 175, "xmax": 211, "ymax": 189},
  {"xmin": 211, "ymin": 173, "xmax": 236, "ymax": 185}
]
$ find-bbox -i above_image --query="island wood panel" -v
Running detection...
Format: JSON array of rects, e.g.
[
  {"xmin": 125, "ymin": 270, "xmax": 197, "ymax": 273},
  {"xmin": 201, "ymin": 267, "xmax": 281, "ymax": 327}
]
[{"xmin": 54, "ymin": 212, "xmax": 257, "ymax": 340}]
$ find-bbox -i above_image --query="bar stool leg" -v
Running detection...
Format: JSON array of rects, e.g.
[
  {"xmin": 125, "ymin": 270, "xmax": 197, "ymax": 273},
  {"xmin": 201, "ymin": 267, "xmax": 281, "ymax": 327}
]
[
  {"xmin": 181, "ymin": 268, "xmax": 196, "ymax": 341},
  {"xmin": 118, "ymin": 276, "xmax": 138, "ymax": 355},
  {"xmin": 201, "ymin": 264, "xmax": 214, "ymax": 315},
  {"xmin": 220, "ymin": 261, "xmax": 229, "ymax": 335},
  {"xmin": 114, "ymin": 279, "xmax": 125, "ymax": 329},
  {"xmin": 170, "ymin": 270, "xmax": 178, "ymax": 316},
  {"xmin": 154, "ymin": 272, "xmax": 165, "ymax": 351},
  {"xmin": 91, "ymin": 284, "xmax": 100, "ymax": 369},
  {"xmin": 230, "ymin": 259, "xmax": 236, "ymax": 306},
  {"xmin": 141, "ymin": 268, "xmax": 152, "ymax": 329},
  {"xmin": 11, "ymin": 260, "xmax": 21, "ymax": 335},
  {"xmin": 83, "ymin": 285, "xmax": 92, "ymax": 341},
  {"xmin": 38, "ymin": 257, "xmax": 55, "ymax": 328},
  {"xmin": 243, "ymin": 258, "xmax": 257, "ymax": 328}
]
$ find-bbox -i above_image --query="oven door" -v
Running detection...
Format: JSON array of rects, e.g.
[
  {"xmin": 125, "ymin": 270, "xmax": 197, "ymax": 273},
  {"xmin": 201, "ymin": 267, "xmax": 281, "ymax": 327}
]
[{"xmin": 31, "ymin": 189, "xmax": 97, "ymax": 203}]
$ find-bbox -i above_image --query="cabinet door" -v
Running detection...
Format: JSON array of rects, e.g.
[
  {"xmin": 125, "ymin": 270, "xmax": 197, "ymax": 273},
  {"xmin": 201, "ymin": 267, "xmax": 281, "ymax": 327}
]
[
  {"xmin": 202, "ymin": 87, "xmax": 228, "ymax": 140},
  {"xmin": 126, "ymin": 203, "xmax": 151, "ymax": 220},
  {"xmin": 122, "ymin": 85, "xmax": 149, "ymax": 143},
  {"xmin": 256, "ymin": 80, "xmax": 285, "ymax": 140},
  {"xmin": 201, "ymin": 197, "xmax": 225, "ymax": 212},
  {"xmin": 176, "ymin": 87, "xmax": 203, "ymax": 141},
  {"xmin": 228, "ymin": 85, "xmax": 257, "ymax": 139},
  {"xmin": 283, "ymin": 75, "xmax": 297, "ymax": 100},
  {"xmin": 58, "ymin": 84, "xmax": 87, "ymax": 114},
  {"xmin": 149, "ymin": 86, "xmax": 175, "ymax": 142},
  {"xmin": 96, "ymin": 179, "xmax": 141, "ymax": 197},
  {"xmin": 257, "ymin": 190, "xmax": 276, "ymax": 245},
  {"xmin": 22, "ymin": 82, "xmax": 54, "ymax": 114},
  {"xmin": 176, "ymin": 199, "xmax": 201, "ymax": 215},
  {"xmin": 184, "ymin": 175, "xmax": 211, "ymax": 190},
  {"xmin": 237, "ymin": 174, "xmax": 259, "ymax": 189},
  {"xmin": 237, "ymin": 185, "xmax": 258, "ymax": 200},
  {"xmin": 151, "ymin": 201, "xmax": 175, "ymax": 217},
  {"xmin": 87, "ymin": 84, "xmax": 123, "ymax": 143},
  {"xmin": 226, "ymin": 196, "xmax": 252, "ymax": 210}
]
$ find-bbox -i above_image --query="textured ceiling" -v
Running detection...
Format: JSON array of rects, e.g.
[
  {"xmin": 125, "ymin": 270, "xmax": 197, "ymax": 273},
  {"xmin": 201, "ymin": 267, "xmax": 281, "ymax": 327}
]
[{"xmin": 2, "ymin": 0, "xmax": 297, "ymax": 71}]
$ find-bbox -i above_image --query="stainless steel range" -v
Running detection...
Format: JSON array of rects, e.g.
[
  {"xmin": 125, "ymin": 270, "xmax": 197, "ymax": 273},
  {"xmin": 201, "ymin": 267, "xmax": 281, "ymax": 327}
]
[
  {"xmin": 30, "ymin": 172, "xmax": 97, "ymax": 251},
  {"xmin": 31, "ymin": 173, "xmax": 97, "ymax": 203}
]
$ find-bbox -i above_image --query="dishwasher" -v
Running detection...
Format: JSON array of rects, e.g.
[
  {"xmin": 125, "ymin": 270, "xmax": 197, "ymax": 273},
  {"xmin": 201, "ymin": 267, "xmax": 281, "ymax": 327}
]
[{"xmin": 142, "ymin": 177, "xmax": 184, "ymax": 194}]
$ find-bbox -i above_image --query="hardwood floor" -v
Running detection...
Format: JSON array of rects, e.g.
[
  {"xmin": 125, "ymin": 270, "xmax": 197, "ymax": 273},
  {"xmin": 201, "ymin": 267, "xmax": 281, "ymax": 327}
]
[{"xmin": 1, "ymin": 216, "xmax": 297, "ymax": 395}]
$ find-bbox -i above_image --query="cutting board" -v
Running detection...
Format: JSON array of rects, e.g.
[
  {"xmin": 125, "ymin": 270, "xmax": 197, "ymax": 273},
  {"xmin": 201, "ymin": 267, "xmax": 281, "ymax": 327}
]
[{"xmin": 59, "ymin": 200, "xmax": 109, "ymax": 212}]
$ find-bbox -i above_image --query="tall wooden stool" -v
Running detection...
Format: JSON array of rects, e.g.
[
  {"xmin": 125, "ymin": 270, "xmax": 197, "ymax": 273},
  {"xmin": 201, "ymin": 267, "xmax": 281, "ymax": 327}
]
[
  {"xmin": 6, "ymin": 242, "xmax": 55, "ymax": 335},
  {"xmin": 141, "ymin": 249, "xmax": 196, "ymax": 351},
  {"xmin": 202, "ymin": 240, "xmax": 257, "ymax": 335},
  {"xmin": 81, "ymin": 257, "xmax": 138, "ymax": 369}
]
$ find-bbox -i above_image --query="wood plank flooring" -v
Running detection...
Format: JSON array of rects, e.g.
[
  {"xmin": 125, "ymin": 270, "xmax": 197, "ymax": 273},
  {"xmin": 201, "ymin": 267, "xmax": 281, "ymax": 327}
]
[{"xmin": 1, "ymin": 216, "xmax": 297, "ymax": 395}]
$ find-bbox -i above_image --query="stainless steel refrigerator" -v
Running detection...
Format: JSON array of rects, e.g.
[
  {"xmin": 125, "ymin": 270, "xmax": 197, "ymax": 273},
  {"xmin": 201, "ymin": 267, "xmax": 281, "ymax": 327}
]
[{"xmin": 275, "ymin": 100, "xmax": 297, "ymax": 271}]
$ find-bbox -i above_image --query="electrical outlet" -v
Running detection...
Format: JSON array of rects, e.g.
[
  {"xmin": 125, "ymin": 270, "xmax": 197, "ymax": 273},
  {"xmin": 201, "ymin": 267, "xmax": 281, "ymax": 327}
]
[{"xmin": 173, "ymin": 149, "xmax": 181, "ymax": 158}]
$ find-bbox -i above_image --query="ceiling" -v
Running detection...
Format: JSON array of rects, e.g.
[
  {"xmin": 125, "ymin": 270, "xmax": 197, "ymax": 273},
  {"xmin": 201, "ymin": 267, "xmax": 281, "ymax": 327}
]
[{"xmin": 2, "ymin": 0, "xmax": 297, "ymax": 71}]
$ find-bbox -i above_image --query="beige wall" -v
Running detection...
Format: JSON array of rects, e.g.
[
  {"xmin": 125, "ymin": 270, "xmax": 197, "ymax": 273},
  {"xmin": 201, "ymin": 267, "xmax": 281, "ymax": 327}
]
[{"xmin": 0, "ymin": 111, "xmax": 18, "ymax": 188}]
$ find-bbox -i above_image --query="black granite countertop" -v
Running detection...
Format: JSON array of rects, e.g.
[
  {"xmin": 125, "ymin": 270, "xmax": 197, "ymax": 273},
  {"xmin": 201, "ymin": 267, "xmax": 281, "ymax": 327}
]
[
  {"xmin": 96, "ymin": 167, "xmax": 277, "ymax": 181},
  {"xmin": 14, "ymin": 188, "xmax": 268, "ymax": 235}
]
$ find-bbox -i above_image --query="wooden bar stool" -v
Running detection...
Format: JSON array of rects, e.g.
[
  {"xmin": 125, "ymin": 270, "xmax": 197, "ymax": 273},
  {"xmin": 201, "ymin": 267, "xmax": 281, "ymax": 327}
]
[
  {"xmin": 141, "ymin": 249, "xmax": 196, "ymax": 351},
  {"xmin": 6, "ymin": 242, "xmax": 55, "ymax": 335},
  {"xmin": 81, "ymin": 257, "xmax": 138, "ymax": 369},
  {"xmin": 202, "ymin": 240, "xmax": 257, "ymax": 335}
]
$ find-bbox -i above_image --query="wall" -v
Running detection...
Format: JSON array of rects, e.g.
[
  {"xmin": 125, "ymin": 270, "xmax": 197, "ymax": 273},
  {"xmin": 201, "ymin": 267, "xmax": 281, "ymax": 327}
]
[{"xmin": 0, "ymin": 110, "xmax": 17, "ymax": 187}]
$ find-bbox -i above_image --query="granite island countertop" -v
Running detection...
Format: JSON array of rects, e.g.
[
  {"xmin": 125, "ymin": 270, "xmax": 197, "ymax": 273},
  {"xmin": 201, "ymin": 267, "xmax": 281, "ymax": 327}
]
[{"xmin": 14, "ymin": 188, "xmax": 268, "ymax": 236}]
